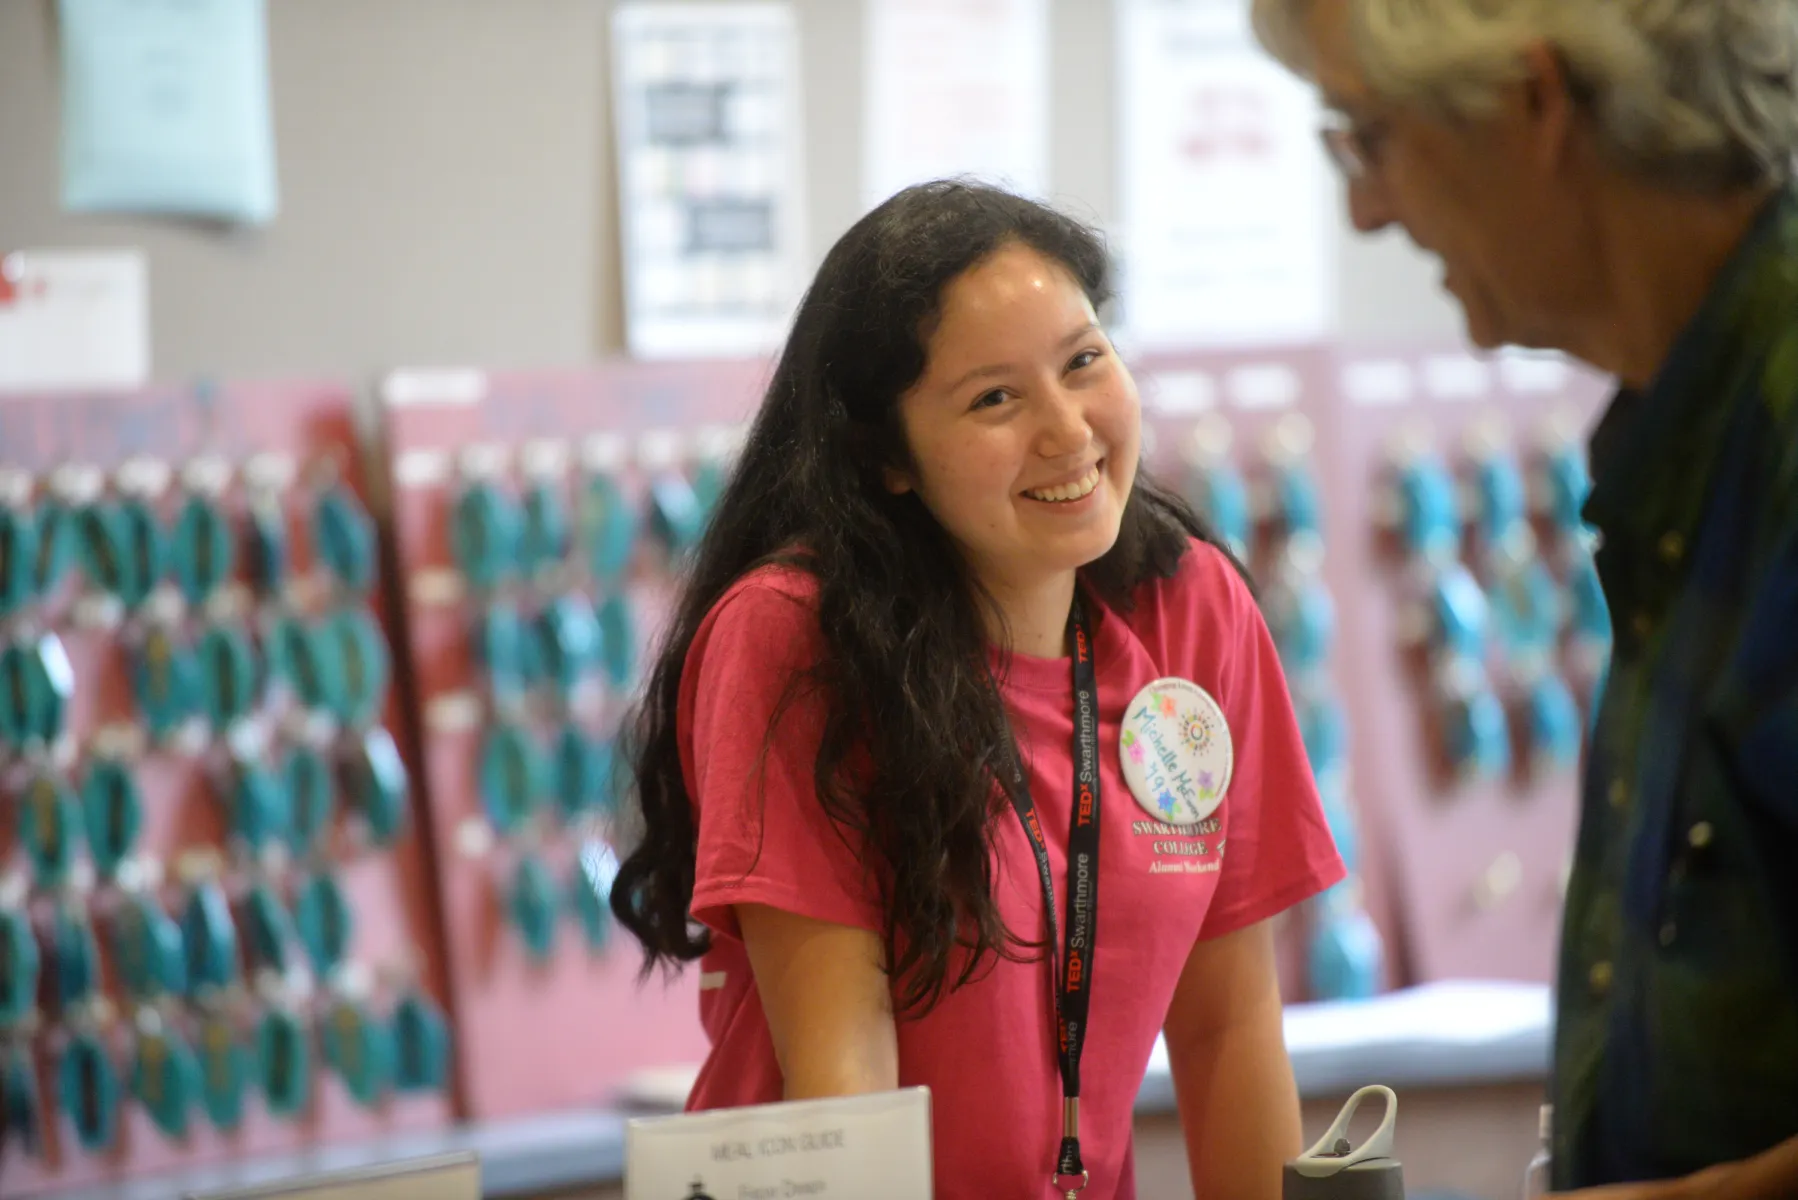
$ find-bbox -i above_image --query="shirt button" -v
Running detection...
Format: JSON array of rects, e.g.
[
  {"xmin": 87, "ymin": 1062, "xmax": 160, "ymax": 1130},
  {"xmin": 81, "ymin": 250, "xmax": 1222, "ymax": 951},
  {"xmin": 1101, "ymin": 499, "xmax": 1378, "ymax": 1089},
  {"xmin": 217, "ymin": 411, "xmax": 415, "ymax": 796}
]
[
  {"xmin": 1688, "ymin": 821, "xmax": 1715, "ymax": 850},
  {"xmin": 1631, "ymin": 612, "xmax": 1653, "ymax": 639},
  {"xmin": 1589, "ymin": 960, "xmax": 1614, "ymax": 995},
  {"xmin": 1608, "ymin": 779, "xmax": 1629, "ymax": 809},
  {"xmin": 1659, "ymin": 922, "xmax": 1678, "ymax": 947},
  {"xmin": 1658, "ymin": 531, "xmax": 1686, "ymax": 564}
]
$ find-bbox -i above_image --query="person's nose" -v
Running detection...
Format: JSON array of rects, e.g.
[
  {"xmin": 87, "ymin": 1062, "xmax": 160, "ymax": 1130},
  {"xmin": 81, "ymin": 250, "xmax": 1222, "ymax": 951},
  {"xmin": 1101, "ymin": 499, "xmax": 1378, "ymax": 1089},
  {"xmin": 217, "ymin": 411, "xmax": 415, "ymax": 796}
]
[
  {"xmin": 1347, "ymin": 173, "xmax": 1398, "ymax": 234},
  {"xmin": 1036, "ymin": 382, "xmax": 1095, "ymax": 461}
]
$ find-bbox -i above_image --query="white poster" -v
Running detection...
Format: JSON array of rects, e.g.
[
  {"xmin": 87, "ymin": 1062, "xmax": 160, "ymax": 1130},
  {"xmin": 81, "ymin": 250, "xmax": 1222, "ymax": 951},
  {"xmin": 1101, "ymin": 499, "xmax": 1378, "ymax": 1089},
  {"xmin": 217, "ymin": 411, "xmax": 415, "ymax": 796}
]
[
  {"xmin": 612, "ymin": 3, "xmax": 809, "ymax": 360},
  {"xmin": 863, "ymin": 0, "xmax": 1049, "ymax": 208},
  {"xmin": 0, "ymin": 249, "xmax": 149, "ymax": 391},
  {"xmin": 1116, "ymin": 0, "xmax": 1332, "ymax": 349}
]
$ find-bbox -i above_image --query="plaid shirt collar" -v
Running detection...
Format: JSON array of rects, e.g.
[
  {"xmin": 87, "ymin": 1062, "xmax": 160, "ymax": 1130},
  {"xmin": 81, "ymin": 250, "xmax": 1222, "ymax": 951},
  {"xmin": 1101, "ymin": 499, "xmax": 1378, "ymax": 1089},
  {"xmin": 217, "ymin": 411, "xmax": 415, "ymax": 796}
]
[{"xmin": 1584, "ymin": 187, "xmax": 1797, "ymax": 568}]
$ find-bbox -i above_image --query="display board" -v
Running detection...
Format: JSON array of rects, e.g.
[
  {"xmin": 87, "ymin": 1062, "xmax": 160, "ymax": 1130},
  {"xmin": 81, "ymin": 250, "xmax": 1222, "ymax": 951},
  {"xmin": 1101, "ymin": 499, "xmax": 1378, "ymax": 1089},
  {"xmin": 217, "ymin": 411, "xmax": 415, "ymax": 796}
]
[
  {"xmin": 1134, "ymin": 345, "xmax": 1394, "ymax": 1002},
  {"xmin": 0, "ymin": 342, "xmax": 1596, "ymax": 1178},
  {"xmin": 0, "ymin": 381, "xmax": 452, "ymax": 1195},
  {"xmin": 1320, "ymin": 348, "xmax": 1610, "ymax": 984},
  {"xmin": 379, "ymin": 360, "xmax": 767, "ymax": 1120},
  {"xmin": 1135, "ymin": 343, "xmax": 1610, "ymax": 990}
]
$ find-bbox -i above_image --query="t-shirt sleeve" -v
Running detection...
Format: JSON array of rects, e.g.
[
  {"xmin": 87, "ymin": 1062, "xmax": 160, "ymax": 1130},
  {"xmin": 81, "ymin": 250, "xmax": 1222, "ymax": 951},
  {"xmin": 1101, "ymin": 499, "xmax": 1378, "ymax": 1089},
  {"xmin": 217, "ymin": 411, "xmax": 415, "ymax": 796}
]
[
  {"xmin": 685, "ymin": 581, "xmax": 885, "ymax": 943},
  {"xmin": 1192, "ymin": 548, "xmax": 1347, "ymax": 939}
]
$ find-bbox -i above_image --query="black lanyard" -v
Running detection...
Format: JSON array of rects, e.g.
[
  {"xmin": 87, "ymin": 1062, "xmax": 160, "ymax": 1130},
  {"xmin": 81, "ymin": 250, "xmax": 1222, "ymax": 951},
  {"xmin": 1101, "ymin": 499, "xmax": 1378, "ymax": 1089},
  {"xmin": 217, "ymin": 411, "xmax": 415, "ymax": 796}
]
[{"xmin": 1003, "ymin": 599, "xmax": 1101, "ymax": 1198}]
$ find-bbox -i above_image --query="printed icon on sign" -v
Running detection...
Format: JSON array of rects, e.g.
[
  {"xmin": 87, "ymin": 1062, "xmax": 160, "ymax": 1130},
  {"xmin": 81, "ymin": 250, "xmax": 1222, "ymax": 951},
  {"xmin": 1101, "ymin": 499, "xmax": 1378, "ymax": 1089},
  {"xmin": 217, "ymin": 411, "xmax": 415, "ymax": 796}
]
[{"xmin": 685, "ymin": 1179, "xmax": 716, "ymax": 1200}]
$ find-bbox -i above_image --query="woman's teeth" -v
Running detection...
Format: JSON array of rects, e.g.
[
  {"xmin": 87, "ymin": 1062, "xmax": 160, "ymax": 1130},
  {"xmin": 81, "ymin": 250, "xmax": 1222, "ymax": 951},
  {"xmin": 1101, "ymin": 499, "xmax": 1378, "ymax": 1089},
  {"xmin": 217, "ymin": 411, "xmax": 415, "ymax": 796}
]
[{"xmin": 1025, "ymin": 464, "xmax": 1101, "ymax": 503}]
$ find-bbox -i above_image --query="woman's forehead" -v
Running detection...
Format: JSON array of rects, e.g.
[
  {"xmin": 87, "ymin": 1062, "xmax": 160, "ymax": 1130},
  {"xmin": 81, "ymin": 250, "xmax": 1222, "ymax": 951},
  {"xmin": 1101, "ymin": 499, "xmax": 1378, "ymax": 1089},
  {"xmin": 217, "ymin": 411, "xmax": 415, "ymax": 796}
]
[{"xmin": 932, "ymin": 249, "xmax": 1091, "ymax": 338}]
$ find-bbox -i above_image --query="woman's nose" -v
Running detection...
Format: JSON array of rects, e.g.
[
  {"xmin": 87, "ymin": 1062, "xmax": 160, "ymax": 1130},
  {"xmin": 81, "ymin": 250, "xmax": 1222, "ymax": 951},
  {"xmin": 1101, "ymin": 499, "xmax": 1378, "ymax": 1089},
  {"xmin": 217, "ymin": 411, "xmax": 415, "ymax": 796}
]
[{"xmin": 1037, "ymin": 385, "xmax": 1094, "ymax": 457}]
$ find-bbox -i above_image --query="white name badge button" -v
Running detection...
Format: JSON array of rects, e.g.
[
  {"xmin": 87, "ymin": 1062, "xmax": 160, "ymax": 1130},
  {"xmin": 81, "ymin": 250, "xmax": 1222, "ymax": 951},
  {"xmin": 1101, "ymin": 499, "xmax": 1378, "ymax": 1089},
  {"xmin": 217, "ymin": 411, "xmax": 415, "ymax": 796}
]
[
  {"xmin": 627, "ymin": 1086, "xmax": 933, "ymax": 1199},
  {"xmin": 1121, "ymin": 677, "xmax": 1235, "ymax": 825}
]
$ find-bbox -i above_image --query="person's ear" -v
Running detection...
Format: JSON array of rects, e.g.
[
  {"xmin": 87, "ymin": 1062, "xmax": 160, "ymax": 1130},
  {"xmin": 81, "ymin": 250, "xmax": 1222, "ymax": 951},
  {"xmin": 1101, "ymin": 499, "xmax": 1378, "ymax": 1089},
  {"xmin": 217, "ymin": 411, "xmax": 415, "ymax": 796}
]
[
  {"xmin": 1518, "ymin": 39, "xmax": 1578, "ymax": 170},
  {"xmin": 883, "ymin": 466, "xmax": 913, "ymax": 495}
]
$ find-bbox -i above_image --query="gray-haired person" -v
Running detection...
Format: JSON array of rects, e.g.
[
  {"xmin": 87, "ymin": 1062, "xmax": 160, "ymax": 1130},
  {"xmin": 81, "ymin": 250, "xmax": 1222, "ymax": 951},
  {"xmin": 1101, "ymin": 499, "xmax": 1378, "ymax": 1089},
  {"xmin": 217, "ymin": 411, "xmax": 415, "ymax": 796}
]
[{"xmin": 1252, "ymin": 2, "xmax": 1798, "ymax": 1198}]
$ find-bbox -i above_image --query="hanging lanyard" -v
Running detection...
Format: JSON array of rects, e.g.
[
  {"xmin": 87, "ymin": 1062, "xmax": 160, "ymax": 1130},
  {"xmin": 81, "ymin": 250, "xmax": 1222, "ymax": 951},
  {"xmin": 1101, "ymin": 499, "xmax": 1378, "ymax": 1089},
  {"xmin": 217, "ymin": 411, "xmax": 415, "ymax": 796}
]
[{"xmin": 1003, "ymin": 599, "xmax": 1101, "ymax": 1198}]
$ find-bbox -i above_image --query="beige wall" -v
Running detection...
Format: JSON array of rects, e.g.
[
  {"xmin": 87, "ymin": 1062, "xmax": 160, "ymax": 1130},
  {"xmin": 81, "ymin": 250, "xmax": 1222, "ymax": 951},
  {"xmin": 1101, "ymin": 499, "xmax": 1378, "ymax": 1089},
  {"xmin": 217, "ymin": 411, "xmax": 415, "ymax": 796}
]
[{"xmin": 0, "ymin": 0, "xmax": 1460, "ymax": 386}]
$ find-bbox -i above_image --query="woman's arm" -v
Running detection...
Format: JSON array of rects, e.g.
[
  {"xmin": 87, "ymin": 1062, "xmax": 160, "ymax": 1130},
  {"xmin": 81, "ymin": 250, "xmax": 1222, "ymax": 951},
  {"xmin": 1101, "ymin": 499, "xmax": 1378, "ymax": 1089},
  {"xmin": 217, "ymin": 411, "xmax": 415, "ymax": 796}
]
[
  {"xmin": 738, "ymin": 903, "xmax": 900, "ymax": 1100},
  {"xmin": 1163, "ymin": 918, "xmax": 1301, "ymax": 1199}
]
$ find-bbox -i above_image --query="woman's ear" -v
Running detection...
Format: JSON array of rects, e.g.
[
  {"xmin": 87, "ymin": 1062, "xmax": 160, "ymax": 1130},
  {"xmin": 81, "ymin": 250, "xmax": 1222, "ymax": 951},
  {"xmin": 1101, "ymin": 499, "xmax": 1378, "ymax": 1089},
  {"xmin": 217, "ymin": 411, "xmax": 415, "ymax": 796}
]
[{"xmin": 883, "ymin": 466, "xmax": 913, "ymax": 495}]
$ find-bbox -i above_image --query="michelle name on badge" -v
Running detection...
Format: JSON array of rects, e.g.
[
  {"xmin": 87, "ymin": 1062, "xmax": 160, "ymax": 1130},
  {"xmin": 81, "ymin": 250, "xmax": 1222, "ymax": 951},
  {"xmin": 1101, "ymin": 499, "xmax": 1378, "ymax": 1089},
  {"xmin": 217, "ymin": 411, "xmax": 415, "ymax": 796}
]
[
  {"xmin": 1120, "ymin": 677, "xmax": 1234, "ymax": 826},
  {"xmin": 626, "ymin": 1086, "xmax": 933, "ymax": 1199}
]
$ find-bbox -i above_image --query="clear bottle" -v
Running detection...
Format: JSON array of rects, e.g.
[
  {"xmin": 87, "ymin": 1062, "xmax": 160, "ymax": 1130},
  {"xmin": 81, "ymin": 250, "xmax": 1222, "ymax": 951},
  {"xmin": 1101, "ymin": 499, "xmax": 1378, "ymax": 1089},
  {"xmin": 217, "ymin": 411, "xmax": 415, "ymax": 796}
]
[{"xmin": 1521, "ymin": 1103, "xmax": 1553, "ymax": 1198}]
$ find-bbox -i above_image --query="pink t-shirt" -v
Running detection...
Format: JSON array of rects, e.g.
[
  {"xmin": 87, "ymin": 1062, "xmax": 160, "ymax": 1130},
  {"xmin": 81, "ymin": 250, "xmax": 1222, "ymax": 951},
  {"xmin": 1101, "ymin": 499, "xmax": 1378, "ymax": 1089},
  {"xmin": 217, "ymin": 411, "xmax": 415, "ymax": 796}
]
[{"xmin": 678, "ymin": 538, "xmax": 1345, "ymax": 1199}]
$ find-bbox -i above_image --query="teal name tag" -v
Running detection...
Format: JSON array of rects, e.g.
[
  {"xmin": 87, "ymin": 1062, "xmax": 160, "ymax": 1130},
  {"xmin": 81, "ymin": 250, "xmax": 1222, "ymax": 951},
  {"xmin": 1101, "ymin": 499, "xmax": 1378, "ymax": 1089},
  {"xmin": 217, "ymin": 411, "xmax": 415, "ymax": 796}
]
[
  {"xmin": 452, "ymin": 483, "xmax": 523, "ymax": 591},
  {"xmin": 182, "ymin": 883, "xmax": 240, "ymax": 997},
  {"xmin": 314, "ymin": 486, "xmax": 377, "ymax": 593},
  {"xmin": 20, "ymin": 774, "xmax": 83, "ymax": 888},
  {"xmin": 82, "ymin": 758, "xmax": 144, "ymax": 881},
  {"xmin": 197, "ymin": 1015, "xmax": 250, "ymax": 1132},
  {"xmin": 0, "ymin": 908, "xmax": 41, "ymax": 1026},
  {"xmin": 132, "ymin": 1027, "xmax": 201, "ymax": 1140},
  {"xmin": 197, "ymin": 622, "xmax": 261, "ymax": 730},
  {"xmin": 345, "ymin": 728, "xmax": 409, "ymax": 847},
  {"xmin": 324, "ymin": 1001, "xmax": 393, "ymax": 1109},
  {"xmin": 0, "ymin": 509, "xmax": 39, "ymax": 618},
  {"xmin": 59, "ymin": 1033, "xmax": 119, "ymax": 1153},
  {"xmin": 284, "ymin": 744, "xmax": 337, "ymax": 856},
  {"xmin": 295, "ymin": 872, "xmax": 353, "ymax": 976},
  {"xmin": 392, "ymin": 992, "xmax": 451, "ymax": 1094},
  {"xmin": 171, "ymin": 493, "xmax": 235, "ymax": 606},
  {"xmin": 111, "ymin": 895, "xmax": 186, "ymax": 1001},
  {"xmin": 511, "ymin": 855, "xmax": 559, "ymax": 962},
  {"xmin": 257, "ymin": 1008, "xmax": 311, "ymax": 1120},
  {"xmin": 480, "ymin": 724, "xmax": 546, "ymax": 837}
]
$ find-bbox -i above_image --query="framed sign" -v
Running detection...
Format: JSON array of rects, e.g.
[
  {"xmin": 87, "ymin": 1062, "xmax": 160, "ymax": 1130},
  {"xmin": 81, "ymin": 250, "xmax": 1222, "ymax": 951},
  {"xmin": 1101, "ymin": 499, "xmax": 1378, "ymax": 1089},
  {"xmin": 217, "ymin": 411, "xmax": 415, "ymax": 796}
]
[
  {"xmin": 611, "ymin": 3, "xmax": 809, "ymax": 359},
  {"xmin": 862, "ymin": 0, "xmax": 1049, "ymax": 207},
  {"xmin": 1116, "ymin": 0, "xmax": 1332, "ymax": 349}
]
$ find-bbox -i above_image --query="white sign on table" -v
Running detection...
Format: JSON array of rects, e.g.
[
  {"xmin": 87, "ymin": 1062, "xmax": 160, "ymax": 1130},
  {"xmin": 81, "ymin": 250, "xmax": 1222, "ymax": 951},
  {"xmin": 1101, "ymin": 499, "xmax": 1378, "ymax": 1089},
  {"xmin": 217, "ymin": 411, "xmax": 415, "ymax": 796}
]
[
  {"xmin": 1116, "ymin": 0, "xmax": 1332, "ymax": 350},
  {"xmin": 611, "ymin": 2, "xmax": 809, "ymax": 360},
  {"xmin": 626, "ymin": 1087, "xmax": 933, "ymax": 1199},
  {"xmin": 862, "ymin": 0, "xmax": 1050, "ymax": 207}
]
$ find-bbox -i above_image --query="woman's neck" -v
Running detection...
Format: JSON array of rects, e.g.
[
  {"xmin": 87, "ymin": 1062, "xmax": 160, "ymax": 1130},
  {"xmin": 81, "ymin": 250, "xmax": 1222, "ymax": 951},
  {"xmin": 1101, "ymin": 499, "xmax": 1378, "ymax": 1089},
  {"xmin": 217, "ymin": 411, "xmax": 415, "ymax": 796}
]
[{"xmin": 980, "ymin": 568, "xmax": 1079, "ymax": 659}]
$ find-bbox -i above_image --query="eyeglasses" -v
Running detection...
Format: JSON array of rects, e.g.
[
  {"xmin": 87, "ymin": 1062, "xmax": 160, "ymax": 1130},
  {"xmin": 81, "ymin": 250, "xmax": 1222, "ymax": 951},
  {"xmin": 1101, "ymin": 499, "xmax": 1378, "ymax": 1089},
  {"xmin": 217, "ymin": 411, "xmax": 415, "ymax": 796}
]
[{"xmin": 1319, "ymin": 110, "xmax": 1393, "ymax": 180}]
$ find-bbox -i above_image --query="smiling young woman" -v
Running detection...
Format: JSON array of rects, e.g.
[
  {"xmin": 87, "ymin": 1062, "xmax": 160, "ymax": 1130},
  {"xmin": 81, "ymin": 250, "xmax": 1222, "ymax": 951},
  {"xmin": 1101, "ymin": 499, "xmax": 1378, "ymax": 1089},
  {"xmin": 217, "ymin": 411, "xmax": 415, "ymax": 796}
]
[{"xmin": 609, "ymin": 180, "xmax": 1345, "ymax": 1200}]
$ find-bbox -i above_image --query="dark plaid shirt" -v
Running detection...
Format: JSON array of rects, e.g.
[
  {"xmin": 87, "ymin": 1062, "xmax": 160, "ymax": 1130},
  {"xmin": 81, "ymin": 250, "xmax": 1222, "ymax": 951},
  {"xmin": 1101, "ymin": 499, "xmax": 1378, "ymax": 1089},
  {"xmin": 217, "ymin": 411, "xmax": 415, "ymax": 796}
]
[{"xmin": 1552, "ymin": 187, "xmax": 1798, "ymax": 1188}]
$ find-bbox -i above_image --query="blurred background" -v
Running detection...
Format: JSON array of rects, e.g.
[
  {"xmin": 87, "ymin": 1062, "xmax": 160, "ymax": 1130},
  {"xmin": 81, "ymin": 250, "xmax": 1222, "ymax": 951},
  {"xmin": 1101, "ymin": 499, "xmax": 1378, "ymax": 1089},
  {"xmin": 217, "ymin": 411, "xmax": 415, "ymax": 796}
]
[{"xmin": 0, "ymin": 3, "xmax": 1595, "ymax": 1198}]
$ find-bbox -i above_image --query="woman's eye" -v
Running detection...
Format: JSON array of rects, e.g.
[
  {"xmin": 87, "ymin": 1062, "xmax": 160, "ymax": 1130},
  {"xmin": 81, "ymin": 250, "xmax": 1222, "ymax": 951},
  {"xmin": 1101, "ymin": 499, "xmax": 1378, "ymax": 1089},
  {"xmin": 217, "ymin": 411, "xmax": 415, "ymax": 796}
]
[
  {"xmin": 1068, "ymin": 348, "xmax": 1103, "ymax": 372},
  {"xmin": 971, "ymin": 389, "xmax": 1008, "ymax": 411}
]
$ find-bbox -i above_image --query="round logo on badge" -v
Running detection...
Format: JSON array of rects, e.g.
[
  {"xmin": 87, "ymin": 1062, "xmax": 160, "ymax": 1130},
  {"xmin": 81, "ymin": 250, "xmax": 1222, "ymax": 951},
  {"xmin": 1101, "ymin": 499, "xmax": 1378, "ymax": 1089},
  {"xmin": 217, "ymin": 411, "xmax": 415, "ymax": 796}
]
[{"xmin": 1119, "ymin": 677, "xmax": 1233, "ymax": 825}]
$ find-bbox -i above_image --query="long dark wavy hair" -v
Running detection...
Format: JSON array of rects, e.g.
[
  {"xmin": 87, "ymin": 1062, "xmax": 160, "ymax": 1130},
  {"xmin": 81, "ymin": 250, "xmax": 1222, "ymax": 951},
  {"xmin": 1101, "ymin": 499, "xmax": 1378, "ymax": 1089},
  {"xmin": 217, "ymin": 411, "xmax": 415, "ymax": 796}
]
[{"xmin": 610, "ymin": 180, "xmax": 1238, "ymax": 1015}]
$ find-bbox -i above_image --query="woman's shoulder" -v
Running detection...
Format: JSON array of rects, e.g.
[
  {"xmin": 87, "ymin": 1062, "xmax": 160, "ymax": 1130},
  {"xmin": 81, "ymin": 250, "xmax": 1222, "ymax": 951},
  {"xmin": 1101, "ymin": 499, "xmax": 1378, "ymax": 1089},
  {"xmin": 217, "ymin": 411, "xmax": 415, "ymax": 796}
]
[
  {"xmin": 1103, "ymin": 536, "xmax": 1259, "ymax": 678},
  {"xmin": 690, "ymin": 560, "xmax": 826, "ymax": 670},
  {"xmin": 1129, "ymin": 536, "xmax": 1254, "ymax": 622},
  {"xmin": 713, "ymin": 559, "xmax": 823, "ymax": 614}
]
